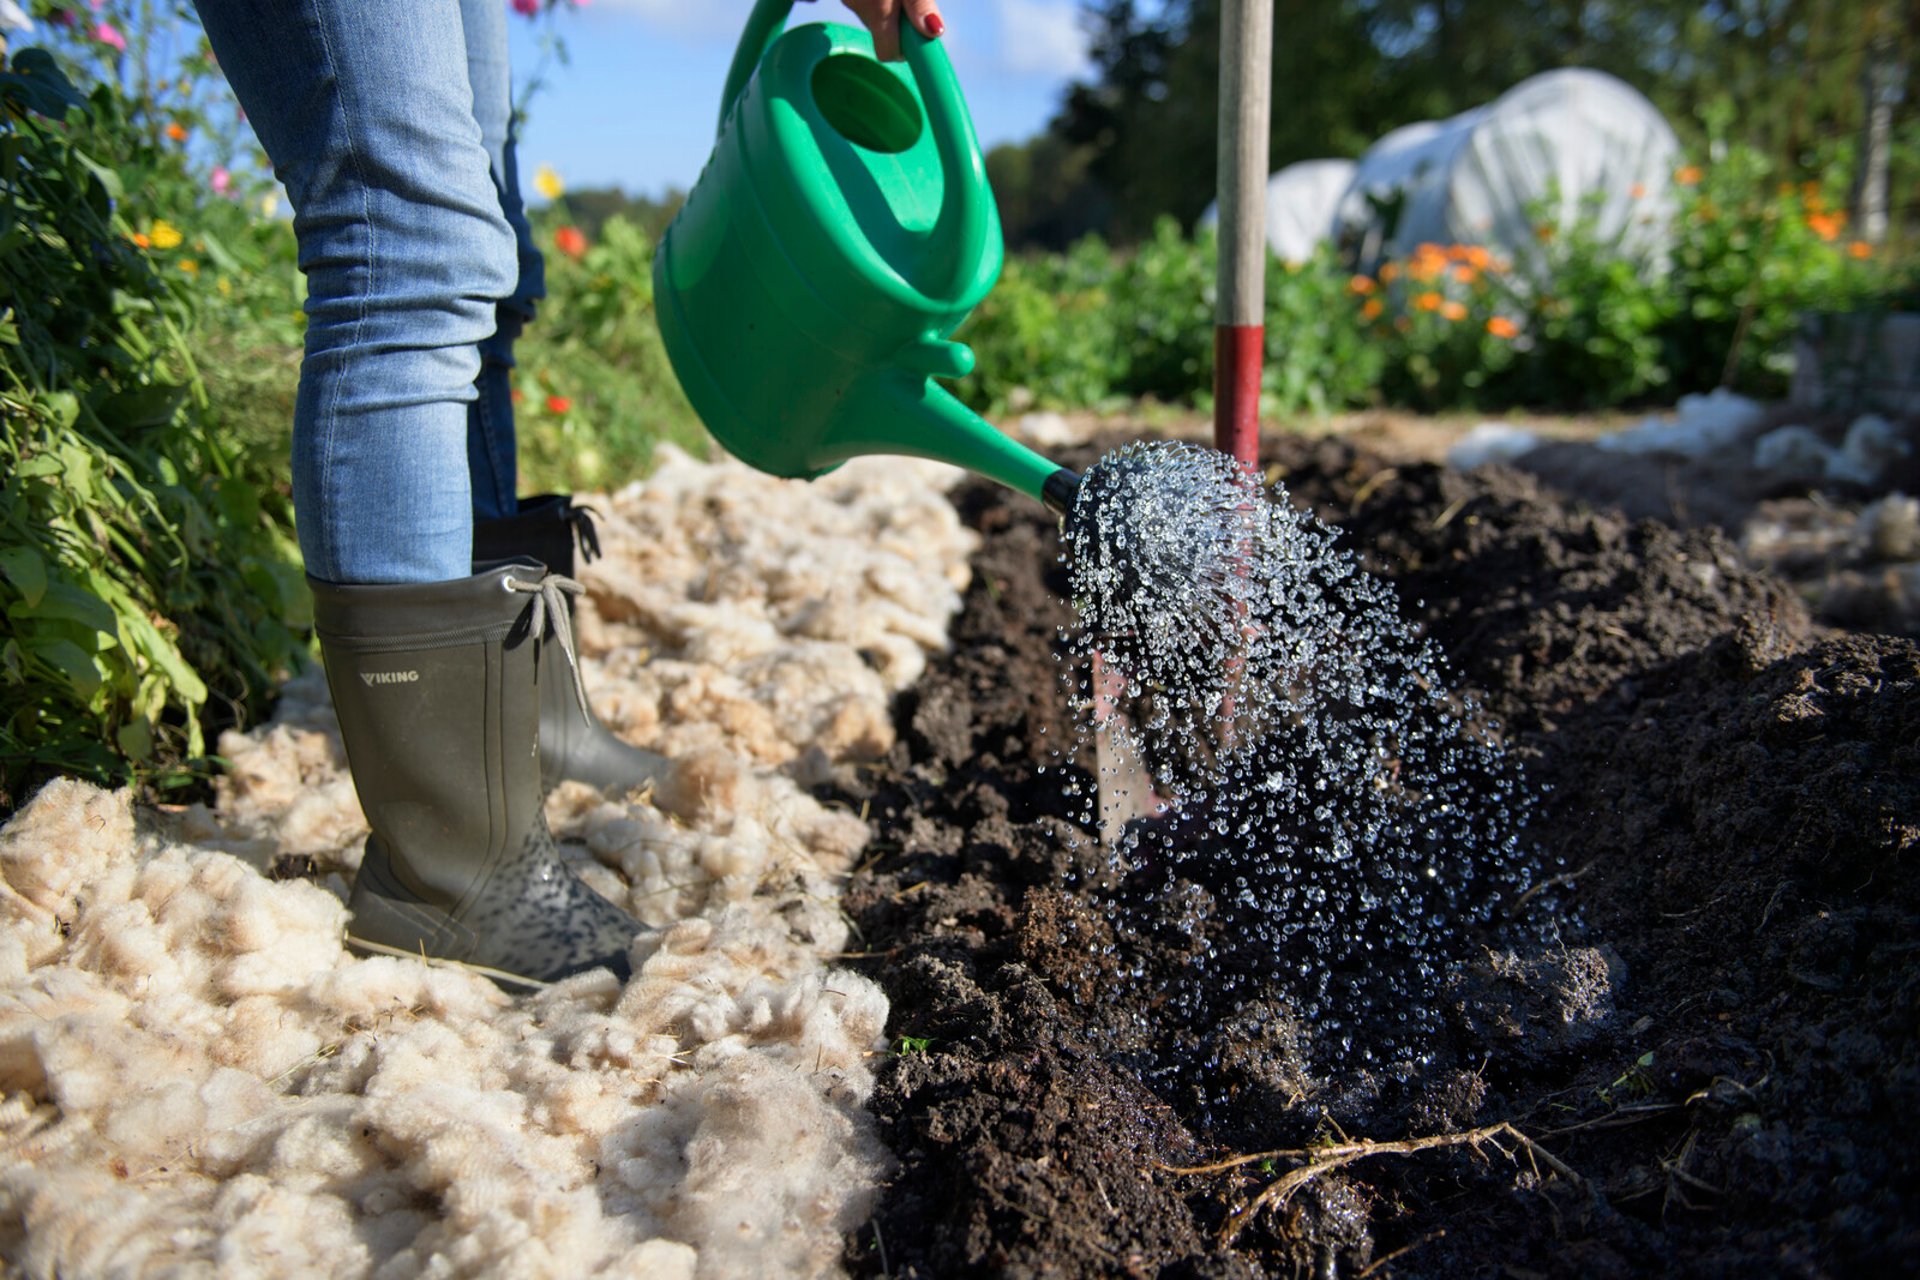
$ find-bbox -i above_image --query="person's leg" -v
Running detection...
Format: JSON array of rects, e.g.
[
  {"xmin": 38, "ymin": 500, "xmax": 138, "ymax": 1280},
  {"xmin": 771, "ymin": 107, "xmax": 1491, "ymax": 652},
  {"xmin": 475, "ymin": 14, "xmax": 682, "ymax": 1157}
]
[
  {"xmin": 459, "ymin": 0, "xmax": 545, "ymax": 519},
  {"xmin": 197, "ymin": 0, "xmax": 638, "ymax": 986},
  {"xmin": 195, "ymin": 0, "xmax": 518, "ymax": 583}
]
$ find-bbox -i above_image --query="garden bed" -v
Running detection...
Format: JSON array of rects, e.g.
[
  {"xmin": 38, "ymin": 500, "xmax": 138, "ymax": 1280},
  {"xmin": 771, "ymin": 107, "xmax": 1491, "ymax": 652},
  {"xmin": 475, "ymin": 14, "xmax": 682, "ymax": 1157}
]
[{"xmin": 836, "ymin": 433, "xmax": 1918, "ymax": 1277}]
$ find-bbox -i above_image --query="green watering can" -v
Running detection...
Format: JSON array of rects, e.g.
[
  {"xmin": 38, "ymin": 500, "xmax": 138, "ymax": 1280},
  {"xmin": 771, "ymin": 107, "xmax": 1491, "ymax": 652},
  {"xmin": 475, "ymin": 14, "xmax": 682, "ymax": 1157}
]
[{"xmin": 653, "ymin": 0, "xmax": 1080, "ymax": 516}]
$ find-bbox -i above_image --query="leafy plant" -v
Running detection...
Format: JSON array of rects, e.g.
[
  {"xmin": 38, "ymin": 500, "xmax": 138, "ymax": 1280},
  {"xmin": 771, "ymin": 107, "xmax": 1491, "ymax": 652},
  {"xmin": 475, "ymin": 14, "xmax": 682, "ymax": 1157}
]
[
  {"xmin": 1, "ymin": 47, "xmax": 305, "ymax": 809},
  {"xmin": 511, "ymin": 210, "xmax": 707, "ymax": 495}
]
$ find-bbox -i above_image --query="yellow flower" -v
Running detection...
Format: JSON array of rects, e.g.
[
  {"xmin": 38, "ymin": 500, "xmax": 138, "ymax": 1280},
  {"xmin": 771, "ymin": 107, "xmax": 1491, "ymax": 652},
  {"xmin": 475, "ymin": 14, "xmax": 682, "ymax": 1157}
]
[
  {"xmin": 260, "ymin": 193, "xmax": 281, "ymax": 218},
  {"xmin": 178, "ymin": 259, "xmax": 200, "ymax": 275},
  {"xmin": 217, "ymin": 276, "xmax": 233, "ymax": 296},
  {"xmin": 533, "ymin": 164, "xmax": 564, "ymax": 201},
  {"xmin": 148, "ymin": 220, "xmax": 183, "ymax": 250}
]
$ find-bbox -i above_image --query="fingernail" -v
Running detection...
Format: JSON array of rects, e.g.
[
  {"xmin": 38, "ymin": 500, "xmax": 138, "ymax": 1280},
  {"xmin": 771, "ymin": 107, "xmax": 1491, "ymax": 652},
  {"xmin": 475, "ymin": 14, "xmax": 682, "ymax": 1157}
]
[{"xmin": 925, "ymin": 13, "xmax": 945, "ymax": 36}]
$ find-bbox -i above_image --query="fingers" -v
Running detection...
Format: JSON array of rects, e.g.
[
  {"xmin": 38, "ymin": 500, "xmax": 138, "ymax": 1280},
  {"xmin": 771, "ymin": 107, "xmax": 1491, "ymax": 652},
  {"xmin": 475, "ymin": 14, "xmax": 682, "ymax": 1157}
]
[
  {"xmin": 842, "ymin": 0, "xmax": 943, "ymax": 62},
  {"xmin": 901, "ymin": 0, "xmax": 945, "ymax": 42}
]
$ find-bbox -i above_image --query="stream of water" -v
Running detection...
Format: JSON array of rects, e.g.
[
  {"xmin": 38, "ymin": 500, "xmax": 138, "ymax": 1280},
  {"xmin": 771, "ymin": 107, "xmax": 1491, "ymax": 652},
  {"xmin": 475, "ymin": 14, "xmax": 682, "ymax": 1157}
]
[{"xmin": 1055, "ymin": 440, "xmax": 1557, "ymax": 1103}]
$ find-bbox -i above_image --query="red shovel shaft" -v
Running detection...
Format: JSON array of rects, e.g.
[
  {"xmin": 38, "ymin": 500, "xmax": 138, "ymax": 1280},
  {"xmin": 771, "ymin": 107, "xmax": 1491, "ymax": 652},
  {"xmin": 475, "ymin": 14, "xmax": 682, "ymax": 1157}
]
[{"xmin": 1213, "ymin": 0, "xmax": 1272, "ymax": 470}]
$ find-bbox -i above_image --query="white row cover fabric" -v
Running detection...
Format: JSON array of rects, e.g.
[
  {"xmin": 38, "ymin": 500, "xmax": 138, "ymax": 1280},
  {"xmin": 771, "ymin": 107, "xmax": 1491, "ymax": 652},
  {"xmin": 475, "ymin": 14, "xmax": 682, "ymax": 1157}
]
[
  {"xmin": 1198, "ymin": 158, "xmax": 1357, "ymax": 263},
  {"xmin": 1330, "ymin": 67, "xmax": 1682, "ymax": 274}
]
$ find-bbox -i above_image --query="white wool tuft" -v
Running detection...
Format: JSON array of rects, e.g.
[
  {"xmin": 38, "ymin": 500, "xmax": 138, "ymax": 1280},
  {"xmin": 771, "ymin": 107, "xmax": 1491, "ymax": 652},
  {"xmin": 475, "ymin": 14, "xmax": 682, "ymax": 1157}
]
[{"xmin": 2, "ymin": 454, "xmax": 975, "ymax": 1277}]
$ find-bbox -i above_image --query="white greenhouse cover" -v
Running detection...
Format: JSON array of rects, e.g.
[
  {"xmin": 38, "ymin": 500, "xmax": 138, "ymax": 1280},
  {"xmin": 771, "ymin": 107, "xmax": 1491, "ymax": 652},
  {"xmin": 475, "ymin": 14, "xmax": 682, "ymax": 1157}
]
[
  {"xmin": 1199, "ymin": 158, "xmax": 1358, "ymax": 263},
  {"xmin": 1331, "ymin": 67, "xmax": 1682, "ymax": 272}
]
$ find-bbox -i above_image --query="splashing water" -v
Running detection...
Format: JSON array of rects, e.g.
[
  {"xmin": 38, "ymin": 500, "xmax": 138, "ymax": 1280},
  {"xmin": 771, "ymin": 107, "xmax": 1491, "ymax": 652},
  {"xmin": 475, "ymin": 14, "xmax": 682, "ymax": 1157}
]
[{"xmin": 1055, "ymin": 441, "xmax": 1555, "ymax": 1115}]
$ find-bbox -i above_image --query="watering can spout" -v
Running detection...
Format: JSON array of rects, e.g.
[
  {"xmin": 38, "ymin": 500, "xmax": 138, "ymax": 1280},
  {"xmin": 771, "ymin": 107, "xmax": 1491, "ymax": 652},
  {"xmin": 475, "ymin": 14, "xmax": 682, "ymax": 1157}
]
[{"xmin": 831, "ymin": 367, "xmax": 1080, "ymax": 516}]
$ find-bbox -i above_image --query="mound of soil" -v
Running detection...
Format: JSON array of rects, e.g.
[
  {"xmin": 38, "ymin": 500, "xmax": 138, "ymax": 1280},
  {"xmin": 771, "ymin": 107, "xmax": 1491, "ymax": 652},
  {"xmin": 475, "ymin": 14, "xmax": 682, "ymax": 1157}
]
[{"xmin": 834, "ymin": 436, "xmax": 1919, "ymax": 1278}]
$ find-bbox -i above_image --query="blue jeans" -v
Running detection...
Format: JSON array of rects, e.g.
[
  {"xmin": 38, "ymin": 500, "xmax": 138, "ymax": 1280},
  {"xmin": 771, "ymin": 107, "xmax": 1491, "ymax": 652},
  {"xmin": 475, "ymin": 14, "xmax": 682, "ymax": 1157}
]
[{"xmin": 195, "ymin": 0, "xmax": 544, "ymax": 583}]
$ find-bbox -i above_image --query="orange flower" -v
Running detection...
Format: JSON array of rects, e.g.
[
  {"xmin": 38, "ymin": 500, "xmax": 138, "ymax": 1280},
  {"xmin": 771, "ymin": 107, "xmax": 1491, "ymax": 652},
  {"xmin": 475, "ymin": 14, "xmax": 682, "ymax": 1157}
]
[
  {"xmin": 130, "ymin": 231, "xmax": 151, "ymax": 249},
  {"xmin": 545, "ymin": 394, "xmax": 572, "ymax": 414},
  {"xmin": 553, "ymin": 225, "xmax": 588, "ymax": 259},
  {"xmin": 1629, "ymin": 182, "xmax": 1647, "ymax": 199},
  {"xmin": 1486, "ymin": 316, "xmax": 1519, "ymax": 339},
  {"xmin": 1534, "ymin": 223, "xmax": 1555, "ymax": 242},
  {"xmin": 1848, "ymin": 240, "xmax": 1872, "ymax": 260},
  {"xmin": 510, "ymin": 388, "xmax": 525, "ymax": 404},
  {"xmin": 1413, "ymin": 291, "xmax": 1443, "ymax": 312},
  {"xmin": 1451, "ymin": 264, "xmax": 1478, "ymax": 284},
  {"xmin": 1806, "ymin": 210, "xmax": 1846, "ymax": 242},
  {"xmin": 1675, "ymin": 164, "xmax": 1703, "ymax": 186},
  {"xmin": 1462, "ymin": 246, "xmax": 1492, "ymax": 270},
  {"xmin": 165, "ymin": 122, "xmax": 188, "ymax": 142},
  {"xmin": 1347, "ymin": 274, "xmax": 1376, "ymax": 296},
  {"xmin": 1439, "ymin": 300, "xmax": 1467, "ymax": 322},
  {"xmin": 1361, "ymin": 298, "xmax": 1384, "ymax": 320},
  {"xmin": 1379, "ymin": 262, "xmax": 1400, "ymax": 283}
]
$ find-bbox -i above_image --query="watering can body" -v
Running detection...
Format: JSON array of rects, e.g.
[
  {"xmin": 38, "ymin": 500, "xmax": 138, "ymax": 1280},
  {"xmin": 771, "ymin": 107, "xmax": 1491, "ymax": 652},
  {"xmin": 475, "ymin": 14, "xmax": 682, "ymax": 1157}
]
[{"xmin": 653, "ymin": 0, "xmax": 1076, "ymax": 512}]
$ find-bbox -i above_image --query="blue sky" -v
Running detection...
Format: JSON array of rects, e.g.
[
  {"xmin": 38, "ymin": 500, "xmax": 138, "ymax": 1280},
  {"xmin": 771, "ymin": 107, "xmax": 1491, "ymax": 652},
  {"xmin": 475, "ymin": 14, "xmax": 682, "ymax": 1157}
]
[{"xmin": 505, "ymin": 0, "xmax": 1092, "ymax": 197}]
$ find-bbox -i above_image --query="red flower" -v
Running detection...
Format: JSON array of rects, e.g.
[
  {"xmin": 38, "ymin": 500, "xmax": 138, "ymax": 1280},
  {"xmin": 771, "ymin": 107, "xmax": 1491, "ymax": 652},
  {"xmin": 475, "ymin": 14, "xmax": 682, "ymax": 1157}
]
[
  {"xmin": 545, "ymin": 394, "xmax": 572, "ymax": 415},
  {"xmin": 553, "ymin": 225, "xmax": 588, "ymax": 260}
]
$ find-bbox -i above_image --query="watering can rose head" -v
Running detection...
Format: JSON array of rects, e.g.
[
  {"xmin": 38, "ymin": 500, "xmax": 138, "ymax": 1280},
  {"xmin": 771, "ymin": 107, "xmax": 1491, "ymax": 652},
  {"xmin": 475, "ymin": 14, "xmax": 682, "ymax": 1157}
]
[{"xmin": 653, "ymin": 0, "xmax": 1077, "ymax": 515}]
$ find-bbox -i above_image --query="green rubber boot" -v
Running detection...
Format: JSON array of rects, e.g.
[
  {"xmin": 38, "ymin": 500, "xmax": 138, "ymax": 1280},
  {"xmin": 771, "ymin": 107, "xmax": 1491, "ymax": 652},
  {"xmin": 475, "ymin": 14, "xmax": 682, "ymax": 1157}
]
[
  {"xmin": 473, "ymin": 494, "xmax": 670, "ymax": 798},
  {"xmin": 314, "ymin": 562, "xmax": 639, "ymax": 990}
]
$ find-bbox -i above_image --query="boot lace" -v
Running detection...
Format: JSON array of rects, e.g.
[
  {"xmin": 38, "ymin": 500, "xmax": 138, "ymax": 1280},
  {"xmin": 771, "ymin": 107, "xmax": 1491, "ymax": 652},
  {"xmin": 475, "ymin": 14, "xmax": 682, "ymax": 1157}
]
[
  {"xmin": 504, "ymin": 572, "xmax": 592, "ymax": 718},
  {"xmin": 564, "ymin": 504, "xmax": 603, "ymax": 563}
]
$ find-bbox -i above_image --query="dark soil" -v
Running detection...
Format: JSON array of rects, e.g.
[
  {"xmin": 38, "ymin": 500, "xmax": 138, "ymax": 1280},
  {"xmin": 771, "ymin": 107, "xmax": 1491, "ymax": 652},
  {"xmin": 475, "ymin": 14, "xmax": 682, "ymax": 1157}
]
[{"xmin": 834, "ymin": 435, "xmax": 1919, "ymax": 1279}]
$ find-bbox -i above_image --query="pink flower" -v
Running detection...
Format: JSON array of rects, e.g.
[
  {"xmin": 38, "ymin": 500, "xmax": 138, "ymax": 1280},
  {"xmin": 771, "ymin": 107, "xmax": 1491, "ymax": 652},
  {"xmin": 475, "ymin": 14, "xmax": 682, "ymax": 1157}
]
[
  {"xmin": 211, "ymin": 167, "xmax": 233, "ymax": 197},
  {"xmin": 510, "ymin": 0, "xmax": 538, "ymax": 15},
  {"xmin": 94, "ymin": 20, "xmax": 126, "ymax": 51}
]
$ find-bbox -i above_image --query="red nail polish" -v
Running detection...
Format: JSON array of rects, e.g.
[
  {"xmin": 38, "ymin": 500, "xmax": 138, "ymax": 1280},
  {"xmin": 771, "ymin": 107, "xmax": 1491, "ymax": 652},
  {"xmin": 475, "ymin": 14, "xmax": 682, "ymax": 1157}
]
[{"xmin": 925, "ymin": 13, "xmax": 945, "ymax": 37}]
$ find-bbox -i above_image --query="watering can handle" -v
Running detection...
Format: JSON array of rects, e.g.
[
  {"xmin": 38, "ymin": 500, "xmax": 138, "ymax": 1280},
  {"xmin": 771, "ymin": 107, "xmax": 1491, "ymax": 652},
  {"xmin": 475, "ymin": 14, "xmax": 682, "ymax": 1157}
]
[
  {"xmin": 718, "ymin": 0, "xmax": 992, "ymax": 304},
  {"xmin": 718, "ymin": 0, "xmax": 794, "ymax": 137},
  {"xmin": 899, "ymin": 23, "xmax": 994, "ymax": 302}
]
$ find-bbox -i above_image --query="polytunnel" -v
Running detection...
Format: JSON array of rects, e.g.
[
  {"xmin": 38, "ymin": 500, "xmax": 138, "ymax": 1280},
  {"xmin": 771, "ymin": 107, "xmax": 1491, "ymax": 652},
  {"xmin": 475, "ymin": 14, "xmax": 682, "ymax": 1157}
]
[
  {"xmin": 1198, "ymin": 158, "xmax": 1357, "ymax": 263},
  {"xmin": 1331, "ymin": 67, "xmax": 1682, "ymax": 274}
]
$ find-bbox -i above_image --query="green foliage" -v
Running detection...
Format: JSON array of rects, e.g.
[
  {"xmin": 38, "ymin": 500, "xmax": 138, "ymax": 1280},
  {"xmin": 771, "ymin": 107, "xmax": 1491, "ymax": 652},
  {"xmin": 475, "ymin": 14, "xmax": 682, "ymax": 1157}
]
[
  {"xmin": 1262, "ymin": 249, "xmax": 1385, "ymax": 415},
  {"xmin": 960, "ymin": 221, "xmax": 1380, "ymax": 416},
  {"xmin": 512, "ymin": 211, "xmax": 706, "ymax": 495},
  {"xmin": 1661, "ymin": 141, "xmax": 1882, "ymax": 397},
  {"xmin": 0, "ymin": 47, "xmax": 306, "ymax": 808},
  {"xmin": 952, "ymin": 154, "xmax": 1912, "ymax": 418},
  {"xmin": 959, "ymin": 236, "xmax": 1127, "ymax": 411}
]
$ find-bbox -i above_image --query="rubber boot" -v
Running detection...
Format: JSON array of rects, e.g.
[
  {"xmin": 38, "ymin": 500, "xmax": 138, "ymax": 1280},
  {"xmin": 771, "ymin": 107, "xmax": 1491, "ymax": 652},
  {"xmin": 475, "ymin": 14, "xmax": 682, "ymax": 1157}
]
[
  {"xmin": 473, "ymin": 494, "xmax": 669, "ymax": 798},
  {"xmin": 314, "ymin": 562, "xmax": 639, "ymax": 989}
]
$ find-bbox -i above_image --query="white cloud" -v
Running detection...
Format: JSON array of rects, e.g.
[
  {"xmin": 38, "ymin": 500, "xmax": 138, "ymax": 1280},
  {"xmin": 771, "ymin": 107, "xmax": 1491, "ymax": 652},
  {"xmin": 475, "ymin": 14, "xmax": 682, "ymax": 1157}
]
[{"xmin": 994, "ymin": 0, "xmax": 1091, "ymax": 79}]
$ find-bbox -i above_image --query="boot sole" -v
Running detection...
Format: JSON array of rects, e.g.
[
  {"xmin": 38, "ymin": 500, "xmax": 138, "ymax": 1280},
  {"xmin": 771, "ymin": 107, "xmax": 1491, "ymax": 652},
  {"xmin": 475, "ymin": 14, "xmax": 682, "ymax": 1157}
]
[{"xmin": 343, "ymin": 932, "xmax": 552, "ymax": 994}]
